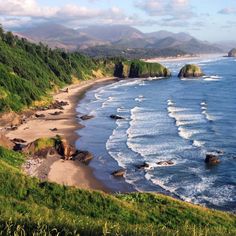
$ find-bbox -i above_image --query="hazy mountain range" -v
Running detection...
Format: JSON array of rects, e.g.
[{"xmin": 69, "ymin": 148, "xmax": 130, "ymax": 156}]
[{"xmin": 16, "ymin": 23, "xmax": 225, "ymax": 58}]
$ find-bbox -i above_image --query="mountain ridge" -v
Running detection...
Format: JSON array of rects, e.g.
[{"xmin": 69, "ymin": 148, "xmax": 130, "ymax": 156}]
[{"xmin": 16, "ymin": 23, "xmax": 223, "ymax": 57}]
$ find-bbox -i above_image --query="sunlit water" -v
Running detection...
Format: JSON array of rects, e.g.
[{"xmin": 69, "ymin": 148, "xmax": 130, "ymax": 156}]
[{"xmin": 76, "ymin": 55, "xmax": 236, "ymax": 211}]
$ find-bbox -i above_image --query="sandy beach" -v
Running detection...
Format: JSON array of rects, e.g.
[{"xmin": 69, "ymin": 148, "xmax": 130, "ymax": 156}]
[{"xmin": 3, "ymin": 77, "xmax": 117, "ymax": 192}]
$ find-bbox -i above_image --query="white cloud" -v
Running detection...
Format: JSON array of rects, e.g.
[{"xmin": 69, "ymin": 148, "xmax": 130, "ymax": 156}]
[
  {"xmin": 0, "ymin": 0, "xmax": 129, "ymax": 28},
  {"xmin": 136, "ymin": 0, "xmax": 195, "ymax": 20},
  {"xmin": 218, "ymin": 7, "xmax": 236, "ymax": 15}
]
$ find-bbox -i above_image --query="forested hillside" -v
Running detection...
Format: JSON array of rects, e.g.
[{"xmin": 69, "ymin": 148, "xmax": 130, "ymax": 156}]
[
  {"xmin": 0, "ymin": 26, "xmax": 113, "ymax": 112},
  {"xmin": 0, "ymin": 26, "xmax": 170, "ymax": 113}
]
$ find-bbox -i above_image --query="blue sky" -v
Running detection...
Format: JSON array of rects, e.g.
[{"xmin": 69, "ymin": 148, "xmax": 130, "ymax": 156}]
[{"xmin": 0, "ymin": 0, "xmax": 236, "ymax": 41}]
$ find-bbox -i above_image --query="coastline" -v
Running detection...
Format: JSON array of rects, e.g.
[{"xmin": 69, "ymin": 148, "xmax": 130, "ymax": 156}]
[
  {"xmin": 144, "ymin": 53, "xmax": 225, "ymax": 63},
  {"xmin": 4, "ymin": 76, "xmax": 118, "ymax": 192}
]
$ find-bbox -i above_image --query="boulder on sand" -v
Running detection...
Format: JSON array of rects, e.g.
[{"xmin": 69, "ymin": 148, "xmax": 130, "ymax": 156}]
[
  {"xmin": 178, "ymin": 64, "xmax": 204, "ymax": 78},
  {"xmin": 112, "ymin": 169, "xmax": 126, "ymax": 177},
  {"xmin": 205, "ymin": 154, "xmax": 220, "ymax": 165},
  {"xmin": 80, "ymin": 115, "xmax": 94, "ymax": 121},
  {"xmin": 74, "ymin": 150, "xmax": 93, "ymax": 164}
]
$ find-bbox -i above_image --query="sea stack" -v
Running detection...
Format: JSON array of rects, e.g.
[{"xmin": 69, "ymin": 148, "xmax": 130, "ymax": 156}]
[
  {"xmin": 178, "ymin": 64, "xmax": 204, "ymax": 78},
  {"xmin": 228, "ymin": 48, "xmax": 236, "ymax": 57}
]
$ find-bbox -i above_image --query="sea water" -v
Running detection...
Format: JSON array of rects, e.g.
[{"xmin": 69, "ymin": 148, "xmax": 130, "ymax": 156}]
[{"xmin": 76, "ymin": 55, "xmax": 236, "ymax": 211}]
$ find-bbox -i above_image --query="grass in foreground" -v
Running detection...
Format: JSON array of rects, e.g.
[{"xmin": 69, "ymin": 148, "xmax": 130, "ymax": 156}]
[{"xmin": 0, "ymin": 146, "xmax": 236, "ymax": 235}]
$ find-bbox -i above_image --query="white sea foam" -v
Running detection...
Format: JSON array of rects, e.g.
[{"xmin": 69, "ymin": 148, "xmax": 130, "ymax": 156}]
[
  {"xmin": 167, "ymin": 99, "xmax": 175, "ymax": 106},
  {"xmin": 193, "ymin": 140, "xmax": 205, "ymax": 147},
  {"xmin": 178, "ymin": 127, "xmax": 203, "ymax": 140},
  {"xmin": 149, "ymin": 176, "xmax": 177, "ymax": 194},
  {"xmin": 167, "ymin": 106, "xmax": 190, "ymax": 113}
]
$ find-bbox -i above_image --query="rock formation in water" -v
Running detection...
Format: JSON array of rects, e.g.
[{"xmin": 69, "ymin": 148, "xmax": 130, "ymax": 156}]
[
  {"xmin": 114, "ymin": 60, "xmax": 171, "ymax": 78},
  {"xmin": 178, "ymin": 64, "xmax": 204, "ymax": 78},
  {"xmin": 228, "ymin": 48, "xmax": 236, "ymax": 57}
]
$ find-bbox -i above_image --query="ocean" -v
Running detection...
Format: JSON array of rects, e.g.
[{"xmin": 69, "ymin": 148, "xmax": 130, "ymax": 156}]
[{"xmin": 76, "ymin": 54, "xmax": 236, "ymax": 211}]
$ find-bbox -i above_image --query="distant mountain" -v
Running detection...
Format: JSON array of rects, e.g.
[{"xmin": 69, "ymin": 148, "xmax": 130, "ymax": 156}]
[
  {"xmin": 214, "ymin": 40, "xmax": 236, "ymax": 52},
  {"xmin": 19, "ymin": 23, "xmax": 108, "ymax": 50},
  {"xmin": 172, "ymin": 38, "xmax": 222, "ymax": 54},
  {"xmin": 148, "ymin": 37, "xmax": 182, "ymax": 49},
  {"xmin": 17, "ymin": 23, "xmax": 222, "ymax": 56},
  {"xmin": 146, "ymin": 30, "xmax": 193, "ymax": 42},
  {"xmin": 77, "ymin": 25, "xmax": 144, "ymax": 42}
]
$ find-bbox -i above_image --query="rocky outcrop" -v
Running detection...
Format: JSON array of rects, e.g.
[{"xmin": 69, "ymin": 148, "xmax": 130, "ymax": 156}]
[
  {"xmin": 178, "ymin": 64, "xmax": 204, "ymax": 78},
  {"xmin": 80, "ymin": 115, "xmax": 94, "ymax": 121},
  {"xmin": 36, "ymin": 100, "xmax": 69, "ymax": 111},
  {"xmin": 114, "ymin": 60, "xmax": 171, "ymax": 78},
  {"xmin": 35, "ymin": 113, "xmax": 45, "ymax": 118},
  {"xmin": 136, "ymin": 162, "xmax": 149, "ymax": 170},
  {"xmin": 112, "ymin": 169, "xmax": 126, "ymax": 177},
  {"xmin": 205, "ymin": 154, "xmax": 220, "ymax": 165},
  {"xmin": 110, "ymin": 115, "xmax": 124, "ymax": 120},
  {"xmin": 157, "ymin": 160, "xmax": 174, "ymax": 166},
  {"xmin": 57, "ymin": 138, "xmax": 77, "ymax": 160},
  {"xmin": 74, "ymin": 151, "xmax": 93, "ymax": 164},
  {"xmin": 49, "ymin": 111, "xmax": 63, "ymax": 116},
  {"xmin": 228, "ymin": 48, "xmax": 236, "ymax": 57}
]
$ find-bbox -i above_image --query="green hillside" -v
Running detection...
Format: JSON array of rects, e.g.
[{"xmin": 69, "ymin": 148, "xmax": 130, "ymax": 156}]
[
  {"xmin": 0, "ymin": 146, "xmax": 236, "ymax": 235},
  {"xmin": 0, "ymin": 27, "xmax": 171, "ymax": 114},
  {"xmin": 0, "ymin": 28, "xmax": 111, "ymax": 113}
]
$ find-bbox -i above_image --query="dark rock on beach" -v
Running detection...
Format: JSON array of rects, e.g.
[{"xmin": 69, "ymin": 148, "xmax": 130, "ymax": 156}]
[
  {"xmin": 157, "ymin": 160, "xmax": 174, "ymax": 166},
  {"xmin": 112, "ymin": 169, "xmax": 126, "ymax": 177},
  {"xmin": 178, "ymin": 64, "xmax": 204, "ymax": 78},
  {"xmin": 136, "ymin": 162, "xmax": 149, "ymax": 170},
  {"xmin": 49, "ymin": 111, "xmax": 63, "ymax": 116},
  {"xmin": 80, "ymin": 115, "xmax": 94, "ymax": 121},
  {"xmin": 13, "ymin": 143, "xmax": 26, "ymax": 152},
  {"xmin": 205, "ymin": 154, "xmax": 220, "ymax": 165},
  {"xmin": 74, "ymin": 151, "xmax": 93, "ymax": 164},
  {"xmin": 35, "ymin": 113, "xmax": 45, "ymax": 118},
  {"xmin": 11, "ymin": 138, "xmax": 27, "ymax": 143},
  {"xmin": 50, "ymin": 128, "xmax": 58, "ymax": 132},
  {"xmin": 110, "ymin": 115, "xmax": 124, "ymax": 120}
]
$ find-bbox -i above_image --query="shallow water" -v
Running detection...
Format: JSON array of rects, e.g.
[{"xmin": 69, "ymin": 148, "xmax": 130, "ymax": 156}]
[{"xmin": 76, "ymin": 55, "xmax": 236, "ymax": 211}]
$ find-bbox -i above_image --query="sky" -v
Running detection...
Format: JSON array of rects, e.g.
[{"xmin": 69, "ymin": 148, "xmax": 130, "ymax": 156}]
[{"xmin": 0, "ymin": 0, "xmax": 236, "ymax": 42}]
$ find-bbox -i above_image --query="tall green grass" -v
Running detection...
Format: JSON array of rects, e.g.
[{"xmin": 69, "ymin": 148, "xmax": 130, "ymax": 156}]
[{"xmin": 0, "ymin": 146, "xmax": 235, "ymax": 235}]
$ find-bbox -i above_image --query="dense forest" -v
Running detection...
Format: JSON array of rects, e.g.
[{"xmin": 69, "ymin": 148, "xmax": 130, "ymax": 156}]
[
  {"xmin": 0, "ymin": 26, "xmax": 170, "ymax": 113},
  {"xmin": 0, "ymin": 25, "xmax": 115, "ymax": 112}
]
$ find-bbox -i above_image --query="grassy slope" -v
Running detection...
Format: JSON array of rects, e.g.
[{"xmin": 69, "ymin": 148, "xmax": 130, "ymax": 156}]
[{"xmin": 0, "ymin": 146, "xmax": 236, "ymax": 235}]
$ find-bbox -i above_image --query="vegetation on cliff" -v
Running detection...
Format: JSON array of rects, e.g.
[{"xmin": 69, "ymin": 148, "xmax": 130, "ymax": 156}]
[
  {"xmin": 114, "ymin": 60, "xmax": 171, "ymax": 78},
  {"xmin": 0, "ymin": 145, "xmax": 236, "ymax": 235},
  {"xmin": 0, "ymin": 26, "xmax": 170, "ymax": 113}
]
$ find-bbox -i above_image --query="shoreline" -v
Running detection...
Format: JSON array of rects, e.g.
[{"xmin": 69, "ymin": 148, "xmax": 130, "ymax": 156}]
[
  {"xmin": 4, "ymin": 77, "xmax": 118, "ymax": 192},
  {"xmin": 144, "ymin": 53, "xmax": 225, "ymax": 63}
]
